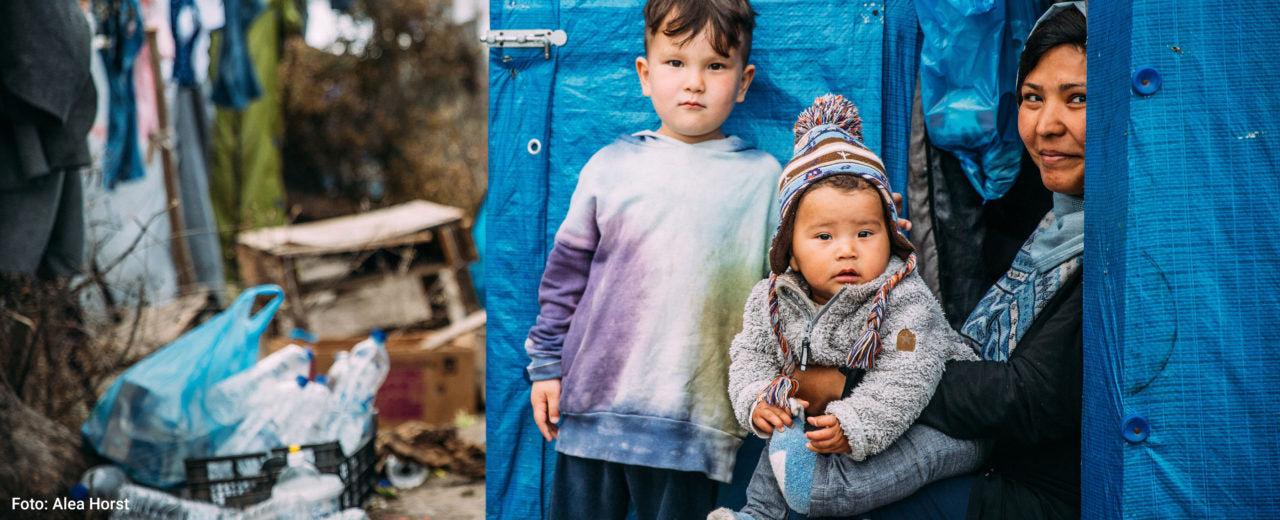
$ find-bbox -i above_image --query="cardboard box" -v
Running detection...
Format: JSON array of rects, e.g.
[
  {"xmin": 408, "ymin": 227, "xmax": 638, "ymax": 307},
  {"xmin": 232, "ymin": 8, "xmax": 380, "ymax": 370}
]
[{"xmin": 264, "ymin": 332, "xmax": 477, "ymax": 428}]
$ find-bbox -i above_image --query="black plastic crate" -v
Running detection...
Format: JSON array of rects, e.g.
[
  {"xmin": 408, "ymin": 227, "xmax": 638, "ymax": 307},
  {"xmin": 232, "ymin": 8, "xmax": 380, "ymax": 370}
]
[{"xmin": 183, "ymin": 430, "xmax": 377, "ymax": 510}]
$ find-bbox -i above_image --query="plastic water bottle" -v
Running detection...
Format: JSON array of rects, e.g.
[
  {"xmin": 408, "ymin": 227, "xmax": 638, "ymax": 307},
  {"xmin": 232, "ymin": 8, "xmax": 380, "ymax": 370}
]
[
  {"xmin": 327, "ymin": 351, "xmax": 351, "ymax": 390},
  {"xmin": 112, "ymin": 483, "xmax": 225, "ymax": 519},
  {"xmin": 278, "ymin": 376, "xmax": 332, "ymax": 445},
  {"xmin": 217, "ymin": 377, "xmax": 309, "ymax": 456},
  {"xmin": 325, "ymin": 331, "xmax": 389, "ymax": 455},
  {"xmin": 269, "ymin": 447, "xmax": 344, "ymax": 519},
  {"xmin": 339, "ymin": 331, "xmax": 389, "ymax": 408},
  {"xmin": 70, "ymin": 464, "xmax": 128, "ymax": 502},
  {"xmin": 207, "ymin": 345, "xmax": 314, "ymax": 424}
]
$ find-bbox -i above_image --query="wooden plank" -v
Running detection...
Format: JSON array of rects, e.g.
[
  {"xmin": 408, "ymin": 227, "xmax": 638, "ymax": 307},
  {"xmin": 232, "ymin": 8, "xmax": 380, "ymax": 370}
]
[
  {"xmin": 300, "ymin": 273, "xmax": 433, "ymax": 338},
  {"xmin": 420, "ymin": 311, "xmax": 486, "ymax": 351},
  {"xmin": 437, "ymin": 225, "xmax": 470, "ymax": 323},
  {"xmin": 281, "ymin": 256, "xmax": 308, "ymax": 332},
  {"xmin": 146, "ymin": 28, "xmax": 193, "ymax": 291},
  {"xmin": 252, "ymin": 229, "xmax": 440, "ymax": 258},
  {"xmin": 237, "ymin": 200, "xmax": 463, "ymax": 256}
]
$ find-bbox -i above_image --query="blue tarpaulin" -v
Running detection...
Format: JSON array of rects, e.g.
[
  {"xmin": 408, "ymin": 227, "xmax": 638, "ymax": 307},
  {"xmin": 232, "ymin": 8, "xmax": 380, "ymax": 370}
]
[
  {"xmin": 488, "ymin": 1, "xmax": 1280, "ymax": 518},
  {"xmin": 1083, "ymin": 2, "xmax": 1280, "ymax": 518},
  {"xmin": 484, "ymin": 1, "xmax": 918, "ymax": 517}
]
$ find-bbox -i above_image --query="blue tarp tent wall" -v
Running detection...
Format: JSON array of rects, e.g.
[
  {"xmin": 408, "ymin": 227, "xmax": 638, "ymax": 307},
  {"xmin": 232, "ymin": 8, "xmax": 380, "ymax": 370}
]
[
  {"xmin": 487, "ymin": 1, "xmax": 1280, "ymax": 518},
  {"xmin": 1083, "ymin": 2, "xmax": 1280, "ymax": 518},
  {"xmin": 484, "ymin": 1, "xmax": 923, "ymax": 516}
]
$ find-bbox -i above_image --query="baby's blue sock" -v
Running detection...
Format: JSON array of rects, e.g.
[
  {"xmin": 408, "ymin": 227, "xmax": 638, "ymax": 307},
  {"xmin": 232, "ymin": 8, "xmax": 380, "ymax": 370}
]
[{"xmin": 767, "ymin": 401, "xmax": 815, "ymax": 515}]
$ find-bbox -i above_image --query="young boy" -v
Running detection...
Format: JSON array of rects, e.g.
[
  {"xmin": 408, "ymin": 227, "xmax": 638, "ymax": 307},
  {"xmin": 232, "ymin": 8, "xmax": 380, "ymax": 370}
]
[
  {"xmin": 524, "ymin": 0, "xmax": 780, "ymax": 517},
  {"xmin": 711, "ymin": 95, "xmax": 985, "ymax": 519}
]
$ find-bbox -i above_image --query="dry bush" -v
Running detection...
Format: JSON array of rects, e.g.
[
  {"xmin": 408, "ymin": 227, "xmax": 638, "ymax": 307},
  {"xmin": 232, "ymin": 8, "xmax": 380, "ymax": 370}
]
[
  {"xmin": 280, "ymin": 0, "xmax": 486, "ymax": 220},
  {"xmin": 1, "ymin": 256, "xmax": 212, "ymax": 506},
  {"xmin": 0, "ymin": 276, "xmax": 113, "ymax": 509}
]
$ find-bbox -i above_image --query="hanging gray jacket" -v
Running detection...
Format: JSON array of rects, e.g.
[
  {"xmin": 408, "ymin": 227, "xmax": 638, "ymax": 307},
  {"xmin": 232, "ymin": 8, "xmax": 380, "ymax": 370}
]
[{"xmin": 728, "ymin": 256, "xmax": 976, "ymax": 461}]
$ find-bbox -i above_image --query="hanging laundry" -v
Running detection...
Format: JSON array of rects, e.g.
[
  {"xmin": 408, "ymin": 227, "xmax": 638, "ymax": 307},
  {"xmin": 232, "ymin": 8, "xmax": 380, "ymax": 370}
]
[
  {"xmin": 211, "ymin": 0, "xmax": 266, "ymax": 109},
  {"xmin": 164, "ymin": 0, "xmax": 225, "ymax": 294},
  {"xmin": 95, "ymin": 0, "xmax": 148, "ymax": 190},
  {"xmin": 133, "ymin": 0, "xmax": 175, "ymax": 165},
  {"xmin": 171, "ymin": 0, "xmax": 203, "ymax": 87},
  {"xmin": 177, "ymin": 86, "xmax": 228, "ymax": 300},
  {"xmin": 0, "ymin": 0, "xmax": 97, "ymax": 276},
  {"xmin": 209, "ymin": 0, "xmax": 301, "ymax": 278}
]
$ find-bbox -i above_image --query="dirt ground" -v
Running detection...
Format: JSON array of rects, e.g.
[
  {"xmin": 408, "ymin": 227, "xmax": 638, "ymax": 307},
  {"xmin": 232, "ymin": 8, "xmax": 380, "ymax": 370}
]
[
  {"xmin": 367, "ymin": 475, "xmax": 485, "ymax": 520},
  {"xmin": 366, "ymin": 417, "xmax": 486, "ymax": 520}
]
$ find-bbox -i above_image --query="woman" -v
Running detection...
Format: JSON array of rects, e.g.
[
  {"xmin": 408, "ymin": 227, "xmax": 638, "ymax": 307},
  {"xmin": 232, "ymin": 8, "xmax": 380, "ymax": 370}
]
[
  {"xmin": 866, "ymin": 3, "xmax": 1087, "ymax": 518},
  {"xmin": 722, "ymin": 4, "xmax": 1086, "ymax": 519}
]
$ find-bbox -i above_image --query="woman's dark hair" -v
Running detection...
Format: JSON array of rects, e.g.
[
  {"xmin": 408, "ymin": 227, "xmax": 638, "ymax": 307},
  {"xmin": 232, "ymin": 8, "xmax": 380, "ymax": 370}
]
[{"xmin": 1016, "ymin": 6, "xmax": 1087, "ymax": 99}]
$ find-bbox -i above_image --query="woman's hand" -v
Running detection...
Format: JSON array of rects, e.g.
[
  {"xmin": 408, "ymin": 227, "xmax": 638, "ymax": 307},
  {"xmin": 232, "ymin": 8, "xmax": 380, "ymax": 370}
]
[
  {"xmin": 793, "ymin": 366, "xmax": 846, "ymax": 416},
  {"xmin": 805, "ymin": 414, "xmax": 852, "ymax": 453},
  {"xmin": 892, "ymin": 192, "xmax": 912, "ymax": 231}
]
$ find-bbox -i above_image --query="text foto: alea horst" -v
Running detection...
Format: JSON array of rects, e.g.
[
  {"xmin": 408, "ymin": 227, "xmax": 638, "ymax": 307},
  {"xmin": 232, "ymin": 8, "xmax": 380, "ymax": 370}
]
[{"xmin": 11, "ymin": 497, "xmax": 130, "ymax": 511}]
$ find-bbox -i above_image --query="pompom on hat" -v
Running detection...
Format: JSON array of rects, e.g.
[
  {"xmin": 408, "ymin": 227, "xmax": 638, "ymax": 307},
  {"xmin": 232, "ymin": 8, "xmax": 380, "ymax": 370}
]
[{"xmin": 757, "ymin": 94, "xmax": 919, "ymax": 410}]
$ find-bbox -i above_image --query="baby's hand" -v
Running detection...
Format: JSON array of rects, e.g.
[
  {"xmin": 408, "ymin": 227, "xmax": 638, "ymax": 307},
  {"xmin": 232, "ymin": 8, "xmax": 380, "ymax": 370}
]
[
  {"xmin": 805, "ymin": 414, "xmax": 852, "ymax": 454},
  {"xmin": 751, "ymin": 399, "xmax": 806, "ymax": 435}
]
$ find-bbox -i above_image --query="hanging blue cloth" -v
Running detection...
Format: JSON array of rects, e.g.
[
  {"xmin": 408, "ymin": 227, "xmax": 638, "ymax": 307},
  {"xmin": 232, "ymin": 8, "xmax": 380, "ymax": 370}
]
[
  {"xmin": 915, "ymin": 0, "xmax": 1049, "ymax": 201},
  {"xmin": 210, "ymin": 0, "xmax": 264, "ymax": 109},
  {"xmin": 95, "ymin": 0, "xmax": 147, "ymax": 190},
  {"xmin": 170, "ymin": 0, "xmax": 202, "ymax": 87}
]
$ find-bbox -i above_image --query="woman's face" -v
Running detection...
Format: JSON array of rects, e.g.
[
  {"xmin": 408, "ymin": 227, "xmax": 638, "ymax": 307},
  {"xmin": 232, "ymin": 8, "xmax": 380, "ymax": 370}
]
[{"xmin": 1018, "ymin": 44, "xmax": 1086, "ymax": 195}]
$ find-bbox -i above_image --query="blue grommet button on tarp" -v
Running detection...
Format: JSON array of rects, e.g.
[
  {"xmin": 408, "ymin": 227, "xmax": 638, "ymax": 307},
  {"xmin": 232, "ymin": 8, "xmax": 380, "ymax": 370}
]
[
  {"xmin": 1122, "ymin": 414, "xmax": 1150, "ymax": 443},
  {"xmin": 1132, "ymin": 66, "xmax": 1162, "ymax": 95}
]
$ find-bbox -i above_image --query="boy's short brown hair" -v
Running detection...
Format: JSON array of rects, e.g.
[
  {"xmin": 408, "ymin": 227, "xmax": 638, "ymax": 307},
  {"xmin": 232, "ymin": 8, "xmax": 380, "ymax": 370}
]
[{"xmin": 643, "ymin": 0, "xmax": 758, "ymax": 64}]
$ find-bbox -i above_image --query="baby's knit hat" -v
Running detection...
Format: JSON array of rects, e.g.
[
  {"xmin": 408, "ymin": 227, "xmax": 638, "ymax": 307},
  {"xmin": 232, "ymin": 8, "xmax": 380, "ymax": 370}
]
[
  {"xmin": 769, "ymin": 94, "xmax": 914, "ymax": 275},
  {"xmin": 758, "ymin": 94, "xmax": 920, "ymax": 410}
]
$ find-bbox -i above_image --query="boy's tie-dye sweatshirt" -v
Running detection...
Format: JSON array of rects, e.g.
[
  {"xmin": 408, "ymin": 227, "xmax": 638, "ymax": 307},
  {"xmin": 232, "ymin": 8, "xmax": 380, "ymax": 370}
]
[{"xmin": 525, "ymin": 130, "xmax": 780, "ymax": 482}]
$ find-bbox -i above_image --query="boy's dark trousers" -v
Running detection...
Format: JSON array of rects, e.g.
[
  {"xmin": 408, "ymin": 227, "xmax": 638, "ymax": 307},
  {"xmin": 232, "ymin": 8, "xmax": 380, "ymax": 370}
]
[{"xmin": 549, "ymin": 452, "xmax": 719, "ymax": 520}]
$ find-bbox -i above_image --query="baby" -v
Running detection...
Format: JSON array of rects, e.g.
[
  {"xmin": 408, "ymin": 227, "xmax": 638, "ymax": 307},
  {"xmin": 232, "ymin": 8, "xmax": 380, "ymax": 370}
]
[{"xmin": 713, "ymin": 95, "xmax": 984, "ymax": 519}]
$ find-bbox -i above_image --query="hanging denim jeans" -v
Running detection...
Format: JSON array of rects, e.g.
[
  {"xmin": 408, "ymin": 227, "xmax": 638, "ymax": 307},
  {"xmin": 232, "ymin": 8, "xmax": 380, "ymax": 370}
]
[
  {"xmin": 95, "ymin": 0, "xmax": 147, "ymax": 190},
  {"xmin": 210, "ymin": 0, "xmax": 265, "ymax": 109},
  {"xmin": 170, "ymin": 0, "xmax": 202, "ymax": 87}
]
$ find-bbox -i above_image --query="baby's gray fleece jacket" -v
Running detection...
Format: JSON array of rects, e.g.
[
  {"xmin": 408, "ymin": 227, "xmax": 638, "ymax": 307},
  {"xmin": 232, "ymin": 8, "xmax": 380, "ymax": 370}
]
[{"xmin": 728, "ymin": 256, "xmax": 978, "ymax": 461}]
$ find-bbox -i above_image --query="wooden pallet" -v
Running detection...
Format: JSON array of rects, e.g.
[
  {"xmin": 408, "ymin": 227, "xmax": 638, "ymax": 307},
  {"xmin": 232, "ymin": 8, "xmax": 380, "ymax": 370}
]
[{"xmin": 235, "ymin": 200, "xmax": 479, "ymax": 337}]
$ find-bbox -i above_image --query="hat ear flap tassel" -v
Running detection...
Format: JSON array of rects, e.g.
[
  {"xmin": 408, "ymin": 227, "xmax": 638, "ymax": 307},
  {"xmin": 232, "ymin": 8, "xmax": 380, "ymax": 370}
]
[
  {"xmin": 844, "ymin": 253, "xmax": 917, "ymax": 372},
  {"xmin": 762, "ymin": 273, "xmax": 801, "ymax": 408}
]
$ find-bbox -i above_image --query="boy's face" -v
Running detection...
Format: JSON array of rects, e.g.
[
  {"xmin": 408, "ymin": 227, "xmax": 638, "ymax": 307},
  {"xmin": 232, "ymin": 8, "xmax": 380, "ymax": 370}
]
[
  {"xmin": 789, "ymin": 186, "xmax": 891, "ymax": 305},
  {"xmin": 636, "ymin": 24, "xmax": 756, "ymax": 144}
]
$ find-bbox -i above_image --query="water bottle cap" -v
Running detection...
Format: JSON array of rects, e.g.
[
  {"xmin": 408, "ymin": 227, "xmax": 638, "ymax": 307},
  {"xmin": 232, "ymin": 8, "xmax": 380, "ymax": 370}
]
[
  {"xmin": 70, "ymin": 483, "xmax": 88, "ymax": 501},
  {"xmin": 371, "ymin": 329, "xmax": 387, "ymax": 344},
  {"xmin": 296, "ymin": 375, "xmax": 308, "ymax": 387}
]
